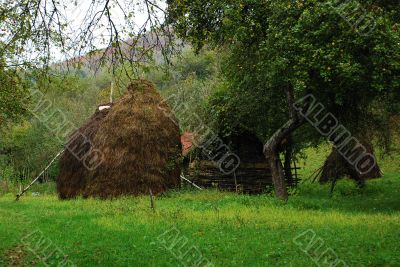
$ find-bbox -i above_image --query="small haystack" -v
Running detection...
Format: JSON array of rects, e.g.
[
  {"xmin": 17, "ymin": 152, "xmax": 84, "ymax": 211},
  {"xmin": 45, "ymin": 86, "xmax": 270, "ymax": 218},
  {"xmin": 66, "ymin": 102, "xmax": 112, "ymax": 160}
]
[
  {"xmin": 57, "ymin": 80, "xmax": 182, "ymax": 199},
  {"xmin": 319, "ymin": 141, "xmax": 382, "ymax": 187}
]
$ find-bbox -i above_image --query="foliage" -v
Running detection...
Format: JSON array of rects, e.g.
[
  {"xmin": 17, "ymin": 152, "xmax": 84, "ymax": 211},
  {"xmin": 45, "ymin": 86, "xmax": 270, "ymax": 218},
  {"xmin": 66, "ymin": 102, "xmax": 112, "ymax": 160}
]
[
  {"xmin": 167, "ymin": 0, "xmax": 400, "ymax": 151},
  {"xmin": 146, "ymin": 48, "xmax": 224, "ymax": 132},
  {"xmin": 0, "ymin": 71, "xmax": 102, "ymax": 183},
  {"xmin": 0, "ymin": 47, "xmax": 221, "ymax": 186},
  {"xmin": 0, "ymin": 0, "xmax": 171, "ymax": 74},
  {"xmin": 0, "ymin": 68, "xmax": 27, "ymax": 128}
]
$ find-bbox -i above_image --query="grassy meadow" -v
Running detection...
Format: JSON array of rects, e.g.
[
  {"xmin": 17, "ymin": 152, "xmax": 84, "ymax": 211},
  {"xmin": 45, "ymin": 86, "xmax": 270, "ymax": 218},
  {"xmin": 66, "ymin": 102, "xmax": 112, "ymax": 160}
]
[{"xmin": 0, "ymin": 146, "xmax": 399, "ymax": 267}]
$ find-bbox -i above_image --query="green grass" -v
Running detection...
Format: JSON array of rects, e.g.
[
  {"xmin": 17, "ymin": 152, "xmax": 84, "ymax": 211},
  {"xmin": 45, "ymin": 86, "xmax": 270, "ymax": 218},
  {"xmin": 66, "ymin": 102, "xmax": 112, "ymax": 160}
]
[{"xmin": 0, "ymin": 146, "xmax": 399, "ymax": 266}]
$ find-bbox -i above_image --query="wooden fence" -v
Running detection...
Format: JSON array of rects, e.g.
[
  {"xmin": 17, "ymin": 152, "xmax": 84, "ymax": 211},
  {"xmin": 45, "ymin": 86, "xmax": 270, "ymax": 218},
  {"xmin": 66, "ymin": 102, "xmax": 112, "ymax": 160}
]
[{"xmin": 185, "ymin": 160, "xmax": 300, "ymax": 194}]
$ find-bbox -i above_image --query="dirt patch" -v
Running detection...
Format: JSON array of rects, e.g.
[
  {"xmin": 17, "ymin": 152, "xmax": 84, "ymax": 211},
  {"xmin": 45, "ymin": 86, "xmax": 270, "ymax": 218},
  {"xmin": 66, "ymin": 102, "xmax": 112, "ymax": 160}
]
[{"xmin": 4, "ymin": 245, "xmax": 28, "ymax": 267}]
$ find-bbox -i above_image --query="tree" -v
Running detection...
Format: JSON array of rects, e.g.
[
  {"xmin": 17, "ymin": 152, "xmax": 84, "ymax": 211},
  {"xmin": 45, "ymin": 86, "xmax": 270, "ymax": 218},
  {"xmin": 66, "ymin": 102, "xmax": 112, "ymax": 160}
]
[
  {"xmin": 166, "ymin": 0, "xmax": 400, "ymax": 200},
  {"xmin": 0, "ymin": 0, "xmax": 174, "ymax": 74},
  {"xmin": 0, "ymin": 66, "xmax": 27, "ymax": 127},
  {"xmin": 0, "ymin": 0, "xmax": 175, "ymax": 138}
]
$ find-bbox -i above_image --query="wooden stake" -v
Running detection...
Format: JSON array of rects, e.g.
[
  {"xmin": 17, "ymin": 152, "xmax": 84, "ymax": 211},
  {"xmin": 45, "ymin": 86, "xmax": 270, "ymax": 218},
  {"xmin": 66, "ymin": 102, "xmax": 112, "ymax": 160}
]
[
  {"xmin": 233, "ymin": 171, "xmax": 238, "ymax": 193},
  {"xmin": 180, "ymin": 174, "xmax": 202, "ymax": 190},
  {"xmin": 16, "ymin": 150, "xmax": 64, "ymax": 201},
  {"xmin": 110, "ymin": 81, "xmax": 114, "ymax": 104},
  {"xmin": 149, "ymin": 188, "xmax": 155, "ymax": 211}
]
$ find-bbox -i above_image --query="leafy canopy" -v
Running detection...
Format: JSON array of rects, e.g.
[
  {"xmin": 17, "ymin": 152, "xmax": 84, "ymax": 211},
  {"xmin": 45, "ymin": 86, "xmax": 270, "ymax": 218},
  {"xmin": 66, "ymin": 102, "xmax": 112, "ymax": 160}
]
[{"xmin": 167, "ymin": 0, "xmax": 400, "ymax": 149}]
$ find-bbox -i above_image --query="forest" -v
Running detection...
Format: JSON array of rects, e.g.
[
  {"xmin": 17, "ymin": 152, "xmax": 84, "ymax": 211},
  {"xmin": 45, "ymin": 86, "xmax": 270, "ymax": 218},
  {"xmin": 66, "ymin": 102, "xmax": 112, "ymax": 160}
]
[{"xmin": 0, "ymin": 0, "xmax": 399, "ymax": 266}]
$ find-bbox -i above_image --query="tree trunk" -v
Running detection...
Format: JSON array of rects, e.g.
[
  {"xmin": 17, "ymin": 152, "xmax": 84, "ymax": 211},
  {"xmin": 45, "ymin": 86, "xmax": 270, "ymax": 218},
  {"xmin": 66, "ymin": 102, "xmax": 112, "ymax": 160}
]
[
  {"xmin": 284, "ymin": 136, "xmax": 294, "ymax": 185},
  {"xmin": 263, "ymin": 85, "xmax": 304, "ymax": 201},
  {"xmin": 266, "ymin": 147, "xmax": 288, "ymax": 200},
  {"xmin": 264, "ymin": 120, "xmax": 302, "ymax": 201}
]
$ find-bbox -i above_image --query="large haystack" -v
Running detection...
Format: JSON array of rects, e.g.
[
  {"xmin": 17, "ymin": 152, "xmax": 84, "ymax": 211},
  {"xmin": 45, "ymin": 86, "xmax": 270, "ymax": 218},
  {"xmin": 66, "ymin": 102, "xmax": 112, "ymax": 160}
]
[
  {"xmin": 57, "ymin": 80, "xmax": 182, "ymax": 199},
  {"xmin": 57, "ymin": 107, "xmax": 111, "ymax": 199}
]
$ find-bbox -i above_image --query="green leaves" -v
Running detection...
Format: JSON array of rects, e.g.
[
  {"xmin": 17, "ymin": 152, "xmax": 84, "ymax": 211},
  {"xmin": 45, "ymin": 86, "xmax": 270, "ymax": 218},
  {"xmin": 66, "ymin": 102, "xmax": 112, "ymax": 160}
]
[
  {"xmin": 168, "ymin": 0, "xmax": 400, "ymax": 151},
  {"xmin": 0, "ymin": 68, "xmax": 28, "ymax": 128}
]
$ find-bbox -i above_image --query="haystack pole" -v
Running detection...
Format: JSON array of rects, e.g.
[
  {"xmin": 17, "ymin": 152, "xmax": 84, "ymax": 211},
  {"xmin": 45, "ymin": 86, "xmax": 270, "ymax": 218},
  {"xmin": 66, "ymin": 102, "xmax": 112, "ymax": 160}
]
[
  {"xmin": 110, "ymin": 80, "xmax": 114, "ymax": 104},
  {"xmin": 16, "ymin": 150, "xmax": 64, "ymax": 201},
  {"xmin": 180, "ymin": 174, "xmax": 202, "ymax": 190}
]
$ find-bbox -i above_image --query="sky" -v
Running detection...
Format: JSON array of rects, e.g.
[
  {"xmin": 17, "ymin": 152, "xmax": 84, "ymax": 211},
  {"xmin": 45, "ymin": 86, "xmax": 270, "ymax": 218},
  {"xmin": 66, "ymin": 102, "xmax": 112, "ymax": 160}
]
[
  {"xmin": 48, "ymin": 0, "xmax": 166, "ymax": 62},
  {"xmin": 0, "ymin": 0, "xmax": 167, "ymax": 66}
]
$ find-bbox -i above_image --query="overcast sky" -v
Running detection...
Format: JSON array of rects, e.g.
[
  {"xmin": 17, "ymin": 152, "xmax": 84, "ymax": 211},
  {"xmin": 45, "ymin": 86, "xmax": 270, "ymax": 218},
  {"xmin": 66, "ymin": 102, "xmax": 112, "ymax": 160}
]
[
  {"xmin": 0, "ymin": 0, "xmax": 167, "ymax": 66},
  {"xmin": 55, "ymin": 0, "xmax": 166, "ymax": 62}
]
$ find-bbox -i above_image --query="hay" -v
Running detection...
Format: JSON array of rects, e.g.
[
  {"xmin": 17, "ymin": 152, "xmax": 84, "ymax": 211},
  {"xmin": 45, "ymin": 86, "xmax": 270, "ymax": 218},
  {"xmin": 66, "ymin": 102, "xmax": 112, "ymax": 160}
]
[
  {"xmin": 319, "ymin": 141, "xmax": 382, "ymax": 186},
  {"xmin": 57, "ymin": 80, "xmax": 182, "ymax": 199},
  {"xmin": 57, "ymin": 107, "xmax": 110, "ymax": 199}
]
